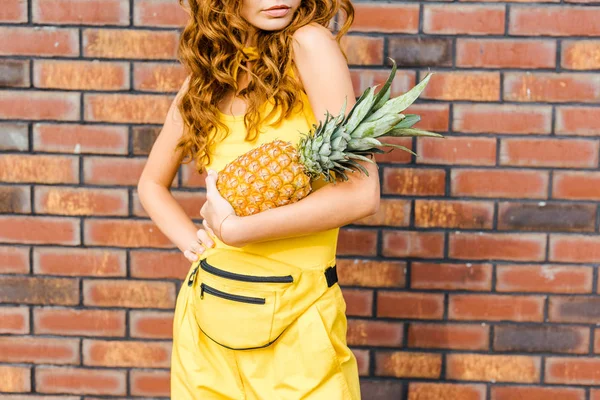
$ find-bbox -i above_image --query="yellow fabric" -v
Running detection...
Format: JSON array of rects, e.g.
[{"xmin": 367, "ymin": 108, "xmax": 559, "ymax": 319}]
[
  {"xmin": 171, "ymin": 46, "xmax": 360, "ymax": 399},
  {"xmin": 206, "ymin": 46, "xmax": 339, "ymax": 270}
]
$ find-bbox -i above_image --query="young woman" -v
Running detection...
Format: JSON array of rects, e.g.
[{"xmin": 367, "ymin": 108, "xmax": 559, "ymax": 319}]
[{"xmin": 137, "ymin": 0, "xmax": 380, "ymax": 398}]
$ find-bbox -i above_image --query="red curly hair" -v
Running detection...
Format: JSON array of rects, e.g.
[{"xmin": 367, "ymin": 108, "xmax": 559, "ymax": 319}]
[{"xmin": 174, "ymin": 0, "xmax": 355, "ymax": 173}]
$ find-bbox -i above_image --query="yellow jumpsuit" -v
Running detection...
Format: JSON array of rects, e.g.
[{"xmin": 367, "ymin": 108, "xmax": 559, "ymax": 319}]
[{"xmin": 170, "ymin": 47, "xmax": 361, "ymax": 400}]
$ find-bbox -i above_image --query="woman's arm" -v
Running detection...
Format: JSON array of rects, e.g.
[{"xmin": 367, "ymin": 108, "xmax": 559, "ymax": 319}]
[
  {"xmin": 203, "ymin": 23, "xmax": 381, "ymax": 247},
  {"xmin": 137, "ymin": 77, "xmax": 214, "ymax": 260}
]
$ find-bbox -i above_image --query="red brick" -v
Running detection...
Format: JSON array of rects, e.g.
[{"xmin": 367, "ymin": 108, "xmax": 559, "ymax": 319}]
[
  {"xmin": 337, "ymin": 228, "xmax": 378, "ymax": 256},
  {"xmin": 34, "ymin": 60, "xmax": 129, "ymax": 90},
  {"xmin": 376, "ymin": 351, "xmax": 442, "ymax": 378},
  {"xmin": 497, "ymin": 265, "xmax": 593, "ymax": 293},
  {"xmin": 83, "ymin": 339, "xmax": 171, "ymax": 368},
  {"xmin": 0, "ymin": 27, "xmax": 79, "ymax": 57},
  {"xmin": 504, "ymin": 72, "xmax": 600, "ymax": 103},
  {"xmin": 0, "ymin": 154, "xmax": 78, "ymax": 184},
  {"xmin": 353, "ymin": 349, "xmax": 370, "ymax": 376},
  {"xmin": 0, "ymin": 246, "xmax": 29, "ymax": 274},
  {"xmin": 408, "ymin": 323, "xmax": 489, "ymax": 351},
  {"xmin": 549, "ymin": 296, "xmax": 600, "ymax": 323},
  {"xmin": 339, "ymin": 36, "xmax": 384, "ymax": 65},
  {"xmin": 383, "ymin": 168, "xmax": 446, "ymax": 196},
  {"xmin": 495, "ymin": 325, "xmax": 589, "ymax": 354},
  {"xmin": 33, "ymin": 0, "xmax": 128, "ymax": 25},
  {"xmin": 377, "ymin": 292, "xmax": 444, "ymax": 320},
  {"xmin": 35, "ymin": 308, "xmax": 125, "ymax": 337},
  {"xmin": 0, "ymin": 0, "xmax": 27, "ymax": 22},
  {"xmin": 450, "ymin": 232, "xmax": 546, "ymax": 261},
  {"xmin": 596, "ymin": 330, "xmax": 600, "ymax": 352},
  {"xmin": 453, "ymin": 104, "xmax": 552, "ymax": 135},
  {"xmin": 180, "ymin": 162, "xmax": 207, "ymax": 188},
  {"xmin": 498, "ymin": 201, "xmax": 596, "ymax": 232},
  {"xmin": 0, "ymin": 307, "xmax": 29, "ymax": 334},
  {"xmin": 361, "ymin": 381, "xmax": 404, "ymax": 399},
  {"xmin": 0, "ymin": 366, "xmax": 30, "ymax": 392},
  {"xmin": 350, "ymin": 69, "xmax": 416, "ymax": 99},
  {"xmin": 546, "ymin": 357, "xmax": 600, "ymax": 384},
  {"xmin": 406, "ymin": 103, "xmax": 450, "ymax": 132},
  {"xmin": 36, "ymin": 366, "xmax": 126, "ymax": 395},
  {"xmin": 492, "ymin": 386, "xmax": 585, "ymax": 400},
  {"xmin": 594, "ymin": 389, "xmax": 600, "ymax": 400},
  {"xmin": 0, "ymin": 216, "xmax": 80, "ymax": 245},
  {"xmin": 354, "ymin": 199, "xmax": 410, "ymax": 227},
  {"xmin": 134, "ymin": 189, "xmax": 204, "ymax": 219},
  {"xmin": 0, "ymin": 337, "xmax": 79, "ymax": 364},
  {"xmin": 449, "ymin": 294, "xmax": 545, "ymax": 322},
  {"xmin": 35, "ymin": 186, "xmax": 128, "ymax": 216},
  {"xmin": 388, "ymin": 37, "xmax": 453, "ymax": 68},
  {"xmin": 510, "ymin": 6, "xmax": 600, "ymax": 36},
  {"xmin": 457, "ymin": 39, "xmax": 556, "ymax": 68},
  {"xmin": 424, "ymin": 5, "xmax": 505, "ymax": 35},
  {"xmin": 342, "ymin": 289, "xmax": 373, "ymax": 317},
  {"xmin": 382, "ymin": 231, "xmax": 444, "ymax": 258},
  {"xmin": 34, "ymin": 247, "xmax": 126, "ymax": 277},
  {"xmin": 130, "ymin": 310, "xmax": 173, "ymax": 339},
  {"xmin": 417, "ymin": 136, "xmax": 496, "ymax": 166},
  {"xmin": 133, "ymin": 62, "xmax": 187, "ymax": 92},
  {"xmin": 33, "ymin": 123, "xmax": 128, "ymax": 155},
  {"xmin": 448, "ymin": 354, "xmax": 541, "ymax": 383},
  {"xmin": 556, "ymin": 106, "xmax": 600, "ymax": 136},
  {"xmin": 0, "ymin": 276, "xmax": 79, "ymax": 305},
  {"xmin": 130, "ymin": 250, "xmax": 190, "ymax": 280},
  {"xmin": 0, "ymin": 122, "xmax": 29, "ymax": 151},
  {"xmin": 553, "ymin": 172, "xmax": 600, "ymax": 200},
  {"xmin": 415, "ymin": 200, "xmax": 493, "ymax": 230},
  {"xmin": 84, "ymin": 157, "xmax": 149, "ymax": 186},
  {"xmin": 452, "ymin": 169, "xmax": 548, "ymax": 199},
  {"xmin": 83, "ymin": 279, "xmax": 176, "ymax": 308},
  {"xmin": 351, "ymin": 3, "xmax": 419, "ymax": 33},
  {"xmin": 0, "ymin": 185, "xmax": 30, "ymax": 214},
  {"xmin": 134, "ymin": 0, "xmax": 188, "ymax": 26},
  {"xmin": 500, "ymin": 138, "xmax": 599, "ymax": 168},
  {"xmin": 421, "ymin": 71, "xmax": 500, "ymax": 101},
  {"xmin": 373, "ymin": 137, "xmax": 413, "ymax": 164},
  {"xmin": 0, "ymin": 91, "xmax": 80, "ymax": 121},
  {"xmin": 337, "ymin": 259, "xmax": 406, "ymax": 288},
  {"xmin": 130, "ymin": 369, "xmax": 170, "ymax": 397},
  {"xmin": 409, "ymin": 383, "xmax": 486, "ymax": 400},
  {"xmin": 347, "ymin": 320, "xmax": 403, "ymax": 347},
  {"xmin": 83, "ymin": 29, "xmax": 178, "ymax": 59},
  {"xmin": 412, "ymin": 262, "xmax": 492, "ymax": 291},
  {"xmin": 562, "ymin": 40, "xmax": 600, "ymax": 70},
  {"xmin": 85, "ymin": 93, "xmax": 173, "ymax": 124}
]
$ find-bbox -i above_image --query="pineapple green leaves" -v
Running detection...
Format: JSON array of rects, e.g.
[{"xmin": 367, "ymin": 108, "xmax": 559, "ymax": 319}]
[{"xmin": 297, "ymin": 57, "xmax": 444, "ymax": 183}]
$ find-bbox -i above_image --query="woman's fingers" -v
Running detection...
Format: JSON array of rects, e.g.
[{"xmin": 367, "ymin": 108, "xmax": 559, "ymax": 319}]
[
  {"xmin": 202, "ymin": 219, "xmax": 215, "ymax": 237},
  {"xmin": 184, "ymin": 249, "xmax": 199, "ymax": 262},
  {"xmin": 196, "ymin": 228, "xmax": 214, "ymax": 249}
]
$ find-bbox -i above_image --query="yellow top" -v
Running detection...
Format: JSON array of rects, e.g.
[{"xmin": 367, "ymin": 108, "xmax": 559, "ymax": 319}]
[{"xmin": 204, "ymin": 46, "xmax": 339, "ymax": 269}]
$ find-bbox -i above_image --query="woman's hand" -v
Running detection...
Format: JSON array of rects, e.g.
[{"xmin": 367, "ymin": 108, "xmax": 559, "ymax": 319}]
[
  {"xmin": 183, "ymin": 227, "xmax": 215, "ymax": 262},
  {"xmin": 200, "ymin": 169, "xmax": 238, "ymax": 244}
]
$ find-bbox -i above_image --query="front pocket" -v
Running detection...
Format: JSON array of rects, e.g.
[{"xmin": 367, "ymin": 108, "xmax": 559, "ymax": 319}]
[
  {"xmin": 200, "ymin": 282, "xmax": 266, "ymax": 305},
  {"xmin": 193, "ymin": 279, "xmax": 277, "ymax": 350},
  {"xmin": 200, "ymin": 259, "xmax": 293, "ymax": 283}
]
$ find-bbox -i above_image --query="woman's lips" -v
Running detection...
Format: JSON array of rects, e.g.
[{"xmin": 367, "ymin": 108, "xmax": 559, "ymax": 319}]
[{"xmin": 263, "ymin": 7, "xmax": 290, "ymax": 17}]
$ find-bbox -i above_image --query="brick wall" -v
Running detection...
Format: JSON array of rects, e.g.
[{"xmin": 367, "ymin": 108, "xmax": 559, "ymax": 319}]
[{"xmin": 1, "ymin": 0, "xmax": 599, "ymax": 398}]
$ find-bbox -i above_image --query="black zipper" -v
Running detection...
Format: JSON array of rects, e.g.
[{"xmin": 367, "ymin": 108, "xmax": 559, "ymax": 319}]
[
  {"xmin": 200, "ymin": 283, "xmax": 266, "ymax": 305},
  {"xmin": 187, "ymin": 265, "xmax": 199, "ymax": 287},
  {"xmin": 200, "ymin": 259, "xmax": 293, "ymax": 283}
]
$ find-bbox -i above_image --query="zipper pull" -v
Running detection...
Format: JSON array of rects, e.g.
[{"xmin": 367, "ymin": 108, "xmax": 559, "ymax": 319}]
[
  {"xmin": 187, "ymin": 265, "xmax": 199, "ymax": 287},
  {"xmin": 200, "ymin": 283, "xmax": 205, "ymax": 299}
]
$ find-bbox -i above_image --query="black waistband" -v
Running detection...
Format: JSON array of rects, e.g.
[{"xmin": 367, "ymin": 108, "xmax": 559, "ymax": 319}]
[{"xmin": 324, "ymin": 265, "xmax": 338, "ymax": 288}]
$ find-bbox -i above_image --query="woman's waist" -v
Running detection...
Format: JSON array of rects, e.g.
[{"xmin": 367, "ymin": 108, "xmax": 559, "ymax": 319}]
[{"xmin": 210, "ymin": 228, "xmax": 339, "ymax": 270}]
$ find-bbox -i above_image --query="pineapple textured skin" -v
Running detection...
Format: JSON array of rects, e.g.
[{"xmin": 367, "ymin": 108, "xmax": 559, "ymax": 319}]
[{"xmin": 216, "ymin": 139, "xmax": 312, "ymax": 217}]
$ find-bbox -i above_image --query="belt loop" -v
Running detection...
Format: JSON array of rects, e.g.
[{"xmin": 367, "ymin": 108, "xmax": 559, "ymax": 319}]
[{"xmin": 324, "ymin": 265, "xmax": 338, "ymax": 288}]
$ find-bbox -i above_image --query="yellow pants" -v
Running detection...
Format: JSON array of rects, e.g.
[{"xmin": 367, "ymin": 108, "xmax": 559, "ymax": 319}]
[{"xmin": 171, "ymin": 261, "xmax": 361, "ymax": 399}]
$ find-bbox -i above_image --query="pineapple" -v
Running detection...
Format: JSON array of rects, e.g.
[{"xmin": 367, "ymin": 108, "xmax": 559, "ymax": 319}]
[{"xmin": 216, "ymin": 58, "xmax": 443, "ymax": 217}]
